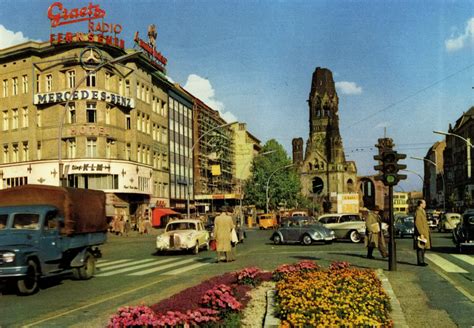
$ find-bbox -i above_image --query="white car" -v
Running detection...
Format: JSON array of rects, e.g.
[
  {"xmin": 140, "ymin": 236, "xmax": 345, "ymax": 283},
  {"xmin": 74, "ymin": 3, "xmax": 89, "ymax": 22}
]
[
  {"xmin": 156, "ymin": 219, "xmax": 210, "ymax": 254},
  {"xmin": 316, "ymin": 213, "xmax": 366, "ymax": 243}
]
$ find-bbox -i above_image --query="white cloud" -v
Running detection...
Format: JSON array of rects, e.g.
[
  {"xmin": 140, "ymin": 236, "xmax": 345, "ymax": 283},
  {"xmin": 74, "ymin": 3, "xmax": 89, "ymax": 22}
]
[
  {"xmin": 335, "ymin": 81, "xmax": 362, "ymax": 95},
  {"xmin": 184, "ymin": 74, "xmax": 238, "ymax": 122},
  {"xmin": 445, "ymin": 17, "xmax": 474, "ymax": 52},
  {"xmin": 0, "ymin": 25, "xmax": 30, "ymax": 49}
]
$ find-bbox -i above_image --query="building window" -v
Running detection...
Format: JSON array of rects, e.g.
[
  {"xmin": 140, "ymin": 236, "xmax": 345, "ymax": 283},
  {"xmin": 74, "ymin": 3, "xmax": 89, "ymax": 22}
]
[
  {"xmin": 12, "ymin": 77, "xmax": 18, "ymax": 96},
  {"xmin": 136, "ymin": 82, "xmax": 141, "ymax": 99},
  {"xmin": 125, "ymin": 79, "xmax": 130, "ymax": 97},
  {"xmin": 12, "ymin": 109, "xmax": 18, "ymax": 129},
  {"xmin": 126, "ymin": 144, "xmax": 131, "ymax": 160},
  {"xmin": 125, "ymin": 114, "xmax": 131, "ymax": 130},
  {"xmin": 22, "ymin": 75, "xmax": 28, "ymax": 94},
  {"xmin": 67, "ymin": 138, "xmax": 76, "ymax": 158},
  {"xmin": 105, "ymin": 72, "xmax": 111, "ymax": 90},
  {"xmin": 37, "ymin": 142, "xmax": 42, "ymax": 160},
  {"xmin": 86, "ymin": 138, "xmax": 97, "ymax": 157},
  {"xmin": 46, "ymin": 74, "xmax": 52, "ymax": 92},
  {"xmin": 2, "ymin": 79, "xmax": 7, "ymax": 97},
  {"xmin": 22, "ymin": 107, "xmax": 28, "ymax": 128},
  {"xmin": 86, "ymin": 71, "xmax": 96, "ymax": 87},
  {"xmin": 105, "ymin": 105, "xmax": 111, "ymax": 124},
  {"xmin": 12, "ymin": 144, "xmax": 19, "ymax": 162},
  {"xmin": 118, "ymin": 78, "xmax": 123, "ymax": 95},
  {"xmin": 86, "ymin": 102, "xmax": 96, "ymax": 123},
  {"xmin": 106, "ymin": 139, "xmax": 114, "ymax": 158},
  {"xmin": 36, "ymin": 74, "xmax": 40, "ymax": 93},
  {"xmin": 3, "ymin": 145, "xmax": 8, "ymax": 163},
  {"xmin": 67, "ymin": 70, "xmax": 75, "ymax": 88},
  {"xmin": 2, "ymin": 110, "xmax": 8, "ymax": 131},
  {"xmin": 22, "ymin": 142, "xmax": 28, "ymax": 161},
  {"xmin": 68, "ymin": 103, "xmax": 76, "ymax": 123},
  {"xmin": 36, "ymin": 110, "xmax": 42, "ymax": 127}
]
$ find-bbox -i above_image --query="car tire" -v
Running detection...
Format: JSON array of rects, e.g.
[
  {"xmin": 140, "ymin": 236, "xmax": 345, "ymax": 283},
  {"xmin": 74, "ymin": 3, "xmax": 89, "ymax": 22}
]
[
  {"xmin": 301, "ymin": 234, "xmax": 312, "ymax": 245},
  {"xmin": 73, "ymin": 251, "xmax": 96, "ymax": 280},
  {"xmin": 192, "ymin": 242, "xmax": 199, "ymax": 255},
  {"xmin": 349, "ymin": 230, "xmax": 361, "ymax": 243},
  {"xmin": 17, "ymin": 259, "xmax": 39, "ymax": 295},
  {"xmin": 273, "ymin": 234, "xmax": 282, "ymax": 245},
  {"xmin": 204, "ymin": 241, "xmax": 210, "ymax": 251}
]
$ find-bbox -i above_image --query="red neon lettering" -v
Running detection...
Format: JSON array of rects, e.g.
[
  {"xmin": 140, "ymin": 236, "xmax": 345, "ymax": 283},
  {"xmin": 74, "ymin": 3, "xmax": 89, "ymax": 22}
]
[{"xmin": 48, "ymin": 1, "xmax": 106, "ymax": 28}]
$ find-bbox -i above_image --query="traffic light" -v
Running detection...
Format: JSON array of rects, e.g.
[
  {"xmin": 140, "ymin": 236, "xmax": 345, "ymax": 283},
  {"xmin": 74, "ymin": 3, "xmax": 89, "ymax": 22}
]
[{"xmin": 374, "ymin": 150, "xmax": 407, "ymax": 186}]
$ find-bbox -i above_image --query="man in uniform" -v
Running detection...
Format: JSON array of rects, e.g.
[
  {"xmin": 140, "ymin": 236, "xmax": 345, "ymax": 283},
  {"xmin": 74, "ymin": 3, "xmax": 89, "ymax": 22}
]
[
  {"xmin": 213, "ymin": 207, "xmax": 236, "ymax": 262},
  {"xmin": 414, "ymin": 199, "xmax": 431, "ymax": 266}
]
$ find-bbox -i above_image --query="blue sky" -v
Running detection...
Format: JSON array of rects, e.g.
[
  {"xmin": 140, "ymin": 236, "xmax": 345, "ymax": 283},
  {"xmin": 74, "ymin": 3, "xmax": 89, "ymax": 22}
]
[{"xmin": 1, "ymin": 0, "xmax": 473, "ymax": 192}]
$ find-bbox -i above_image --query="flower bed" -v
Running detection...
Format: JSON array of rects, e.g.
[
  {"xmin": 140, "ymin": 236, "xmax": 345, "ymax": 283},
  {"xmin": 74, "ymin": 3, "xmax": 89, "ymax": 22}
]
[{"xmin": 107, "ymin": 261, "xmax": 392, "ymax": 327}]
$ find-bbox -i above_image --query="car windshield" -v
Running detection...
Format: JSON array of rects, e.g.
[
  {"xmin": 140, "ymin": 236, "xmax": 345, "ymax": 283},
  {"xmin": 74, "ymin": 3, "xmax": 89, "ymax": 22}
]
[
  {"xmin": 0, "ymin": 214, "xmax": 7, "ymax": 229},
  {"xmin": 166, "ymin": 222, "xmax": 196, "ymax": 231},
  {"xmin": 12, "ymin": 213, "xmax": 40, "ymax": 230}
]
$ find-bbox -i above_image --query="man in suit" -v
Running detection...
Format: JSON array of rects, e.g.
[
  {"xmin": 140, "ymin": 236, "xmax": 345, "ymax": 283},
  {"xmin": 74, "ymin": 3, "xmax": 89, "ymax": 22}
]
[
  {"xmin": 213, "ymin": 207, "xmax": 236, "ymax": 263},
  {"xmin": 362, "ymin": 207, "xmax": 388, "ymax": 259},
  {"xmin": 414, "ymin": 199, "xmax": 431, "ymax": 266}
]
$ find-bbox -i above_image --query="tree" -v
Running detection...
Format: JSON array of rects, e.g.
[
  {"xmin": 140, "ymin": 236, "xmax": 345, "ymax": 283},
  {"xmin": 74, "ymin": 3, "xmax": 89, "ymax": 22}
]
[{"xmin": 243, "ymin": 139, "xmax": 301, "ymax": 211}]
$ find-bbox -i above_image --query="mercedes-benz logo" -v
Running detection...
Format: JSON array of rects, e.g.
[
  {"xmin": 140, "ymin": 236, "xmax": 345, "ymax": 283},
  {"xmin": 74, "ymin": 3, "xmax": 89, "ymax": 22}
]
[{"xmin": 80, "ymin": 46, "xmax": 104, "ymax": 69}]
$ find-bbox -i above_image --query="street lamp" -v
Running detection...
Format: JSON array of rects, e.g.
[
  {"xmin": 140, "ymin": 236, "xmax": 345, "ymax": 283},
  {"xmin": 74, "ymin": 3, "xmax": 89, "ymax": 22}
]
[
  {"xmin": 58, "ymin": 49, "xmax": 139, "ymax": 186},
  {"xmin": 238, "ymin": 150, "xmax": 276, "ymax": 225},
  {"xmin": 433, "ymin": 130, "xmax": 472, "ymax": 178},
  {"xmin": 265, "ymin": 163, "xmax": 294, "ymax": 214},
  {"xmin": 411, "ymin": 156, "xmax": 446, "ymax": 212},
  {"xmin": 187, "ymin": 121, "xmax": 237, "ymax": 219}
]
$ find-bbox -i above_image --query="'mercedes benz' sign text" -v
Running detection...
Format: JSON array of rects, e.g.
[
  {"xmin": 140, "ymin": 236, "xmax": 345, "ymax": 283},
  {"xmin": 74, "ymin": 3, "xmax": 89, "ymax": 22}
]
[{"xmin": 34, "ymin": 89, "xmax": 135, "ymax": 109}]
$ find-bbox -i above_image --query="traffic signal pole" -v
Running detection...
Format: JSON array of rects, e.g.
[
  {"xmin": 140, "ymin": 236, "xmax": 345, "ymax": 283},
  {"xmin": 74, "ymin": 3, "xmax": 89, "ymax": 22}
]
[{"xmin": 388, "ymin": 185, "xmax": 397, "ymax": 271}]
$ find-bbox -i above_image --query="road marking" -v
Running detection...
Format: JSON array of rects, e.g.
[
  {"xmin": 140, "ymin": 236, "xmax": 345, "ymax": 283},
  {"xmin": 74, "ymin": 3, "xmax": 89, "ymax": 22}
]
[
  {"xmin": 426, "ymin": 254, "xmax": 468, "ymax": 273},
  {"xmin": 96, "ymin": 258, "xmax": 176, "ymax": 277},
  {"xmin": 96, "ymin": 258, "xmax": 155, "ymax": 272},
  {"xmin": 96, "ymin": 259, "xmax": 130, "ymax": 267},
  {"xmin": 128, "ymin": 258, "xmax": 196, "ymax": 276},
  {"xmin": 451, "ymin": 254, "xmax": 474, "ymax": 266},
  {"xmin": 162, "ymin": 261, "xmax": 209, "ymax": 276}
]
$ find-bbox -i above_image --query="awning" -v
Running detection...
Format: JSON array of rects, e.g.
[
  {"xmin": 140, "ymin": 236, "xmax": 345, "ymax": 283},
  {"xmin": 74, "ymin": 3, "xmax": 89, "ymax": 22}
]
[{"xmin": 152, "ymin": 208, "xmax": 180, "ymax": 227}]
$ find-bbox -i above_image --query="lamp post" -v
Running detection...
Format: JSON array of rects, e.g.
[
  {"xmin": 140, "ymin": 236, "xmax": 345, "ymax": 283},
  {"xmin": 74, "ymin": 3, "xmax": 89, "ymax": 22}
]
[
  {"xmin": 433, "ymin": 130, "xmax": 472, "ymax": 179},
  {"xmin": 411, "ymin": 156, "xmax": 446, "ymax": 212},
  {"xmin": 187, "ymin": 121, "xmax": 237, "ymax": 219},
  {"xmin": 238, "ymin": 150, "xmax": 276, "ymax": 226},
  {"xmin": 57, "ymin": 49, "xmax": 139, "ymax": 186},
  {"xmin": 265, "ymin": 164, "xmax": 293, "ymax": 214}
]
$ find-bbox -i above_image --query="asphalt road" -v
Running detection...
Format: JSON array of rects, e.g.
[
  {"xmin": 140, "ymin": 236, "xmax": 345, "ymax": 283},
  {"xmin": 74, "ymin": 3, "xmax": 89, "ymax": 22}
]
[{"xmin": 0, "ymin": 228, "xmax": 472, "ymax": 327}]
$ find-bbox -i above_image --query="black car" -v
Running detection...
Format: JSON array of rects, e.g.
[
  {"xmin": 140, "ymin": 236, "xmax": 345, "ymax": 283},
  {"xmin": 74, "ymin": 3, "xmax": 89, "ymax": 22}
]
[{"xmin": 452, "ymin": 210, "xmax": 474, "ymax": 253}]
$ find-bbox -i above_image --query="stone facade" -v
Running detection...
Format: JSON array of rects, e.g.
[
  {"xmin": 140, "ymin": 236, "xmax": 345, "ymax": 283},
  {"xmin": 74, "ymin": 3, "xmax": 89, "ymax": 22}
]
[{"xmin": 292, "ymin": 67, "xmax": 357, "ymax": 212}]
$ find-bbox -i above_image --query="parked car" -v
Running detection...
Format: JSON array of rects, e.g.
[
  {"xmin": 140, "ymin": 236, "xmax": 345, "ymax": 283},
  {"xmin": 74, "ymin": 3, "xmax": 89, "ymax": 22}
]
[
  {"xmin": 452, "ymin": 210, "xmax": 474, "ymax": 253},
  {"xmin": 394, "ymin": 215, "xmax": 414, "ymax": 238},
  {"xmin": 270, "ymin": 216, "xmax": 335, "ymax": 245},
  {"xmin": 156, "ymin": 219, "xmax": 210, "ymax": 254},
  {"xmin": 438, "ymin": 213, "xmax": 461, "ymax": 232},
  {"xmin": 316, "ymin": 213, "xmax": 365, "ymax": 243},
  {"xmin": 257, "ymin": 213, "xmax": 278, "ymax": 230}
]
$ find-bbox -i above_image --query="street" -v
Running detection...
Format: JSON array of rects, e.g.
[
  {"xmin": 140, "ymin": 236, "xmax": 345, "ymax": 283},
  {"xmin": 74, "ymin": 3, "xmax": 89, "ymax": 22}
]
[{"xmin": 0, "ymin": 228, "xmax": 473, "ymax": 327}]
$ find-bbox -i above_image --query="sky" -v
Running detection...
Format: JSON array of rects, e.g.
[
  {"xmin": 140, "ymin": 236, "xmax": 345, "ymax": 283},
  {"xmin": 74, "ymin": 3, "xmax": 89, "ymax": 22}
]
[{"xmin": 0, "ymin": 0, "xmax": 473, "ymax": 192}]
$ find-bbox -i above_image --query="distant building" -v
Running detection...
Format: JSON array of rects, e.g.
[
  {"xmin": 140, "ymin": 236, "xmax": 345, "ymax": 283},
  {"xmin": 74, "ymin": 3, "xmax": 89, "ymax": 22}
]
[
  {"xmin": 292, "ymin": 67, "xmax": 357, "ymax": 212},
  {"xmin": 423, "ymin": 141, "xmax": 445, "ymax": 210},
  {"xmin": 393, "ymin": 192, "xmax": 409, "ymax": 214}
]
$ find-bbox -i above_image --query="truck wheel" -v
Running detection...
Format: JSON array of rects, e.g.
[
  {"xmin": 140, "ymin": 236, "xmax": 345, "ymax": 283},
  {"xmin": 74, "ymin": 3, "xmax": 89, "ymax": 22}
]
[
  {"xmin": 349, "ymin": 230, "xmax": 361, "ymax": 243},
  {"xmin": 73, "ymin": 251, "xmax": 96, "ymax": 280},
  {"xmin": 17, "ymin": 260, "xmax": 39, "ymax": 295},
  {"xmin": 301, "ymin": 234, "xmax": 312, "ymax": 245}
]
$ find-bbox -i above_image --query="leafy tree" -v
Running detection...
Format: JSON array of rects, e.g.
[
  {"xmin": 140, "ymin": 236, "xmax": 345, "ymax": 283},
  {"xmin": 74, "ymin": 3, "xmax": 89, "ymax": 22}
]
[{"xmin": 243, "ymin": 139, "xmax": 301, "ymax": 212}]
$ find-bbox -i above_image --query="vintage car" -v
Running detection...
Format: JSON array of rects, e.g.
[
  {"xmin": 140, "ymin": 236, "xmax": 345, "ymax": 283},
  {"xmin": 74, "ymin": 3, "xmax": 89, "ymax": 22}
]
[
  {"xmin": 270, "ymin": 216, "xmax": 335, "ymax": 245},
  {"xmin": 452, "ymin": 210, "xmax": 474, "ymax": 253},
  {"xmin": 257, "ymin": 213, "xmax": 278, "ymax": 230},
  {"xmin": 394, "ymin": 215, "xmax": 414, "ymax": 238},
  {"xmin": 438, "ymin": 212, "xmax": 461, "ymax": 232},
  {"xmin": 156, "ymin": 219, "xmax": 210, "ymax": 254},
  {"xmin": 316, "ymin": 213, "xmax": 365, "ymax": 243}
]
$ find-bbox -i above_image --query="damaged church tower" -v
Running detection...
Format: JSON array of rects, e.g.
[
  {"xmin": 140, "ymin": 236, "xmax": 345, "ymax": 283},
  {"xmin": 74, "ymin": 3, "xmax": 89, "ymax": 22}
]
[{"xmin": 292, "ymin": 67, "xmax": 357, "ymax": 212}]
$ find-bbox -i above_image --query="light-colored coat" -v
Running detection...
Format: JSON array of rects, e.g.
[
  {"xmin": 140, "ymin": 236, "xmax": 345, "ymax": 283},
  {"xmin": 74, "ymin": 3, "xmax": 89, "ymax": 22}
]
[
  {"xmin": 414, "ymin": 207, "xmax": 431, "ymax": 249},
  {"xmin": 213, "ymin": 212, "xmax": 234, "ymax": 252},
  {"xmin": 365, "ymin": 212, "xmax": 381, "ymax": 248}
]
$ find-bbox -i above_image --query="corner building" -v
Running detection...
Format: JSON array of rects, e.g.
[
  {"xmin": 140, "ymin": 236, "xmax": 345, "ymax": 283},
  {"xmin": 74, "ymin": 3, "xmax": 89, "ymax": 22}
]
[{"xmin": 0, "ymin": 41, "xmax": 173, "ymax": 222}]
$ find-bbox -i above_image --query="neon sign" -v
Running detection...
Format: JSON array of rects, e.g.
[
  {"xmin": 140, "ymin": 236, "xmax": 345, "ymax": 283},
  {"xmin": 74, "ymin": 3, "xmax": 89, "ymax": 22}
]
[
  {"xmin": 48, "ymin": 2, "xmax": 106, "ymax": 27},
  {"xmin": 134, "ymin": 26, "xmax": 168, "ymax": 72}
]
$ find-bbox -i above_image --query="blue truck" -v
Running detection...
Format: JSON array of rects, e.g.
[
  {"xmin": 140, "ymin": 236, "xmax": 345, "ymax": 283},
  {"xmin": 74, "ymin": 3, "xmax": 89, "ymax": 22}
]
[{"xmin": 0, "ymin": 185, "xmax": 108, "ymax": 295}]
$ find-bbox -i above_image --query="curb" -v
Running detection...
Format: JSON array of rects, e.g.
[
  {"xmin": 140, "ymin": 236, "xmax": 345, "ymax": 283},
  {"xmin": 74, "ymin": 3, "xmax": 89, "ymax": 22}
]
[
  {"xmin": 263, "ymin": 289, "xmax": 279, "ymax": 328},
  {"xmin": 376, "ymin": 269, "xmax": 409, "ymax": 328}
]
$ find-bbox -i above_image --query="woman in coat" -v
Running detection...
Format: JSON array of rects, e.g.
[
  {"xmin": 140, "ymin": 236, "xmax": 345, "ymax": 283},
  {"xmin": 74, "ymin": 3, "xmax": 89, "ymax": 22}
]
[
  {"xmin": 414, "ymin": 199, "xmax": 431, "ymax": 266},
  {"xmin": 213, "ymin": 207, "xmax": 235, "ymax": 262}
]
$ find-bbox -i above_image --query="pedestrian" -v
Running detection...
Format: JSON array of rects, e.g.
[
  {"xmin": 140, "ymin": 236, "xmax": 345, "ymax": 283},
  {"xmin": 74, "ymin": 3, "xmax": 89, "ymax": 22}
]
[
  {"xmin": 124, "ymin": 219, "xmax": 131, "ymax": 237},
  {"xmin": 414, "ymin": 199, "xmax": 431, "ymax": 266},
  {"xmin": 213, "ymin": 206, "xmax": 236, "ymax": 263},
  {"xmin": 362, "ymin": 207, "xmax": 388, "ymax": 259}
]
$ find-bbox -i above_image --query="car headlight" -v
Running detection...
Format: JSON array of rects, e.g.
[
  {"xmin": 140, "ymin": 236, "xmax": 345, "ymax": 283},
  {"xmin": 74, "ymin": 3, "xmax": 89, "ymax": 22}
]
[
  {"xmin": 330, "ymin": 230, "xmax": 335, "ymax": 236},
  {"xmin": 2, "ymin": 252, "xmax": 15, "ymax": 263}
]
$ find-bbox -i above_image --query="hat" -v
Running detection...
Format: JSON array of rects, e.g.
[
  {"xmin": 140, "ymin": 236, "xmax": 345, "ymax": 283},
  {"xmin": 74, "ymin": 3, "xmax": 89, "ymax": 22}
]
[{"xmin": 360, "ymin": 207, "xmax": 369, "ymax": 212}]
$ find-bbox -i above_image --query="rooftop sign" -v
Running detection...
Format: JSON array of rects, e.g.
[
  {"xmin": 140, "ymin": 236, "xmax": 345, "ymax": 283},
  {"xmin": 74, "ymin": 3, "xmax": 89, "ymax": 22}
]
[{"xmin": 134, "ymin": 24, "xmax": 167, "ymax": 72}]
